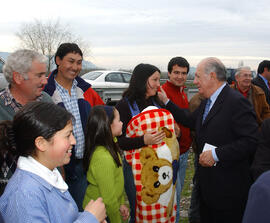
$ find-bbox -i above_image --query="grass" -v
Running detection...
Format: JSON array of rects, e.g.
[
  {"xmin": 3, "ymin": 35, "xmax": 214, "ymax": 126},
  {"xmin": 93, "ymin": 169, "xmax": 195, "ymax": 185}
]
[{"xmin": 179, "ymin": 151, "xmax": 195, "ymax": 223}]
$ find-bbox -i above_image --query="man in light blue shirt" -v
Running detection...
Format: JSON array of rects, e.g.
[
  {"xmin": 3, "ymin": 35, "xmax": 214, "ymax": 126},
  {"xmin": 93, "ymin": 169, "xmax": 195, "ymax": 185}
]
[
  {"xmin": 159, "ymin": 57, "xmax": 258, "ymax": 223},
  {"xmin": 252, "ymin": 60, "xmax": 270, "ymax": 105}
]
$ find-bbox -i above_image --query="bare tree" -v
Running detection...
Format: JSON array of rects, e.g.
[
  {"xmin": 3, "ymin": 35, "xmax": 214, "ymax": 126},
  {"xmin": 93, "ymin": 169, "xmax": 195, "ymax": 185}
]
[
  {"xmin": 16, "ymin": 19, "xmax": 90, "ymax": 74},
  {"xmin": 238, "ymin": 60, "xmax": 244, "ymax": 67}
]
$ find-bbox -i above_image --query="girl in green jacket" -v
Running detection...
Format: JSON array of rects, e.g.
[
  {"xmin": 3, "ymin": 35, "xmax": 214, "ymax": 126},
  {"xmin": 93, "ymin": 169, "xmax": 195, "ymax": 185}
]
[{"xmin": 83, "ymin": 105, "xmax": 129, "ymax": 223}]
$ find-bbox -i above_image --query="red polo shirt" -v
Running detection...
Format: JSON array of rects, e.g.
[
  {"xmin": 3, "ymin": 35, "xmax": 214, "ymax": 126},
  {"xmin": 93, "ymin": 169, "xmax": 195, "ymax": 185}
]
[
  {"xmin": 237, "ymin": 84, "xmax": 250, "ymax": 98},
  {"xmin": 162, "ymin": 80, "xmax": 192, "ymax": 154}
]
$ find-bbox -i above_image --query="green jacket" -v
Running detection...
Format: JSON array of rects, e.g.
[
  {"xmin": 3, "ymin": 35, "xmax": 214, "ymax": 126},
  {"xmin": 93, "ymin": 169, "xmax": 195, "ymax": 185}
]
[{"xmin": 83, "ymin": 145, "xmax": 125, "ymax": 223}]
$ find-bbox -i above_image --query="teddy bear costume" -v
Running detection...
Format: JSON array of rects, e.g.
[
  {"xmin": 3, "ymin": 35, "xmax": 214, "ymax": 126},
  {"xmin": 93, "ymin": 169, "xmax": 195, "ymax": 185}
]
[{"xmin": 125, "ymin": 106, "xmax": 180, "ymax": 222}]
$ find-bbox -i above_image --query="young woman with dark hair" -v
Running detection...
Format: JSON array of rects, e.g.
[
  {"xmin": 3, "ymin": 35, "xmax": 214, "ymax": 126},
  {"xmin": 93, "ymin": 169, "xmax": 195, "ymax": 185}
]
[
  {"xmin": 83, "ymin": 105, "xmax": 129, "ymax": 223},
  {"xmin": 0, "ymin": 102, "xmax": 106, "ymax": 223},
  {"xmin": 115, "ymin": 63, "xmax": 167, "ymax": 222}
]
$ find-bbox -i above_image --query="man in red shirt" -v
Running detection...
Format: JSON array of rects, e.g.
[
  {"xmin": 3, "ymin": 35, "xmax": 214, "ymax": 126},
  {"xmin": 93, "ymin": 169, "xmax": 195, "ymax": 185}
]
[{"xmin": 162, "ymin": 57, "xmax": 192, "ymax": 222}]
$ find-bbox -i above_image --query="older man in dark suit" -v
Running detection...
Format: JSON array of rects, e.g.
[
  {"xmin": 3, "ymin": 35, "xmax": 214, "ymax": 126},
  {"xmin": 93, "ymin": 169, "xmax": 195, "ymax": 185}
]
[
  {"xmin": 252, "ymin": 60, "xmax": 270, "ymax": 106},
  {"xmin": 158, "ymin": 57, "xmax": 258, "ymax": 223}
]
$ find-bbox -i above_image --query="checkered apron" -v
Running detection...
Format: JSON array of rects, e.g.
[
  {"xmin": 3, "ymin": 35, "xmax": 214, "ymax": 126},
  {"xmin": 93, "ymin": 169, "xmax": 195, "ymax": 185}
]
[{"xmin": 125, "ymin": 108, "xmax": 177, "ymax": 222}]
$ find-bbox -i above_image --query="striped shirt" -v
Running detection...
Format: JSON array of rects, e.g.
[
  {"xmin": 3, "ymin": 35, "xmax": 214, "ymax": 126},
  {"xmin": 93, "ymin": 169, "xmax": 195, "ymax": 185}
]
[{"xmin": 55, "ymin": 80, "xmax": 85, "ymax": 159}]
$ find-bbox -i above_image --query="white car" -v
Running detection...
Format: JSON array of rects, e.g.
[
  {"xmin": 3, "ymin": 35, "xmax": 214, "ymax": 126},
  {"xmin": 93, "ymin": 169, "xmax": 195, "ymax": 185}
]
[
  {"xmin": 81, "ymin": 70, "xmax": 131, "ymax": 88},
  {"xmin": 0, "ymin": 58, "xmax": 7, "ymax": 89},
  {"xmin": 0, "ymin": 73, "xmax": 7, "ymax": 89},
  {"xmin": 81, "ymin": 70, "xmax": 132, "ymax": 104}
]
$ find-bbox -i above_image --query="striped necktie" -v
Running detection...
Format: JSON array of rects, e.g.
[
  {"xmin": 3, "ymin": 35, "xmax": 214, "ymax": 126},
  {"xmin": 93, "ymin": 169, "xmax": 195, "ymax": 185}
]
[{"xmin": 202, "ymin": 99, "xmax": 212, "ymax": 123}]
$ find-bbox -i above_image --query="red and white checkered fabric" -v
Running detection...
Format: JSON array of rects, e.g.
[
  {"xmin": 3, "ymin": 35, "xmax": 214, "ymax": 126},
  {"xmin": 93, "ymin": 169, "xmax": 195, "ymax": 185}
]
[{"xmin": 125, "ymin": 107, "xmax": 177, "ymax": 223}]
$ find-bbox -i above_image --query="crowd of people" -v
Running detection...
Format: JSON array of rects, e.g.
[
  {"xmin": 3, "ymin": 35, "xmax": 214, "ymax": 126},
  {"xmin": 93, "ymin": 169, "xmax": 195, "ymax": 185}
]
[{"xmin": 0, "ymin": 42, "xmax": 270, "ymax": 223}]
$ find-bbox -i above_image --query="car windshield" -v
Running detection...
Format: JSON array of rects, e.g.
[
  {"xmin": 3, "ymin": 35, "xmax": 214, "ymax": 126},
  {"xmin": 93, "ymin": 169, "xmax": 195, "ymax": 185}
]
[
  {"xmin": 122, "ymin": 73, "xmax": 131, "ymax": 83},
  {"xmin": 0, "ymin": 60, "xmax": 4, "ymax": 73},
  {"xmin": 82, "ymin": 71, "xmax": 103, "ymax": 80},
  {"xmin": 0, "ymin": 74, "xmax": 7, "ymax": 89}
]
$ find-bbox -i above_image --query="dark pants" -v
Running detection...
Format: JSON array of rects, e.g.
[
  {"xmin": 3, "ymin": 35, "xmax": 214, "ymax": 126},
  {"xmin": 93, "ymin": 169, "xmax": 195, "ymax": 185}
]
[
  {"xmin": 64, "ymin": 155, "xmax": 87, "ymax": 212},
  {"xmin": 123, "ymin": 158, "xmax": 136, "ymax": 223},
  {"xmin": 200, "ymin": 198, "xmax": 244, "ymax": 223},
  {"xmin": 188, "ymin": 154, "xmax": 201, "ymax": 223}
]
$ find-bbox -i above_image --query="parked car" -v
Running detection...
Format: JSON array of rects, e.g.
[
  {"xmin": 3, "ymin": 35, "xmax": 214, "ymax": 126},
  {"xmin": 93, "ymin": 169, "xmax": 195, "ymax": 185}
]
[
  {"xmin": 0, "ymin": 58, "xmax": 7, "ymax": 89},
  {"xmin": 81, "ymin": 70, "xmax": 132, "ymax": 104},
  {"xmin": 0, "ymin": 73, "xmax": 7, "ymax": 89}
]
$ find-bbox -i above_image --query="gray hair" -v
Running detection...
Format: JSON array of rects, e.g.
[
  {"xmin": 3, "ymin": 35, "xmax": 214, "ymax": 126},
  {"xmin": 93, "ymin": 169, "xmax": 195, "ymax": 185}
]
[
  {"xmin": 235, "ymin": 66, "xmax": 251, "ymax": 77},
  {"xmin": 203, "ymin": 57, "xmax": 227, "ymax": 81},
  {"xmin": 3, "ymin": 49, "xmax": 47, "ymax": 84}
]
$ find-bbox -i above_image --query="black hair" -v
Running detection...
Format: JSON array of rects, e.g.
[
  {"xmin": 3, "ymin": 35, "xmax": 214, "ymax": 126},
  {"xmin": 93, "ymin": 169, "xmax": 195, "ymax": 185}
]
[
  {"xmin": 167, "ymin": 57, "xmax": 190, "ymax": 74},
  {"xmin": 257, "ymin": 60, "xmax": 270, "ymax": 74},
  {"xmin": 54, "ymin": 43, "xmax": 83, "ymax": 66},
  {"xmin": 83, "ymin": 105, "xmax": 121, "ymax": 173},
  {"xmin": 123, "ymin": 63, "xmax": 163, "ymax": 108},
  {"xmin": 0, "ymin": 102, "xmax": 73, "ymax": 165}
]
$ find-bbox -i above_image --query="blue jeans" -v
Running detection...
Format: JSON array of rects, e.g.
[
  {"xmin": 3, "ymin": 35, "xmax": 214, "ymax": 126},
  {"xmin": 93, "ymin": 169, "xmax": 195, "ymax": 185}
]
[
  {"xmin": 123, "ymin": 158, "xmax": 136, "ymax": 223},
  {"xmin": 175, "ymin": 150, "xmax": 190, "ymax": 223},
  {"xmin": 64, "ymin": 157, "xmax": 88, "ymax": 212}
]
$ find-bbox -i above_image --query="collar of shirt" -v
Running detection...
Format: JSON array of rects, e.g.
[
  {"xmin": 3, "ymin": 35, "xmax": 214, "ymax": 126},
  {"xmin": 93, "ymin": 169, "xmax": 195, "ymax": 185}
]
[
  {"xmin": 208, "ymin": 82, "xmax": 226, "ymax": 110},
  {"xmin": 258, "ymin": 74, "xmax": 269, "ymax": 89},
  {"xmin": 167, "ymin": 80, "xmax": 186, "ymax": 92},
  {"xmin": 55, "ymin": 79, "xmax": 78, "ymax": 94},
  {"xmin": 237, "ymin": 84, "xmax": 250, "ymax": 98},
  {"xmin": 0, "ymin": 86, "xmax": 43, "ymax": 107},
  {"xmin": 0, "ymin": 86, "xmax": 21, "ymax": 107},
  {"xmin": 17, "ymin": 156, "xmax": 68, "ymax": 192}
]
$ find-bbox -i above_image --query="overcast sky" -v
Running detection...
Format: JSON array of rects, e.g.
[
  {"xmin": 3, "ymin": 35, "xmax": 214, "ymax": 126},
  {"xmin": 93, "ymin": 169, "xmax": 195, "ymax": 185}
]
[{"xmin": 1, "ymin": 0, "xmax": 270, "ymax": 71}]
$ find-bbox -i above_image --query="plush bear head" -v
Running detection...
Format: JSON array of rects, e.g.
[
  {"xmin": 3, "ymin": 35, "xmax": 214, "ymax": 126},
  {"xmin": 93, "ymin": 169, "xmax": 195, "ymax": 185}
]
[{"xmin": 140, "ymin": 147, "xmax": 173, "ymax": 205}]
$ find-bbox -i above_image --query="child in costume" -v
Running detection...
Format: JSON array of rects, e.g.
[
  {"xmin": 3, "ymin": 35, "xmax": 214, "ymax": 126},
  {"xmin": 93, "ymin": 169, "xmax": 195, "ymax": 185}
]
[
  {"xmin": 83, "ymin": 105, "xmax": 129, "ymax": 223},
  {"xmin": 0, "ymin": 102, "xmax": 106, "ymax": 223}
]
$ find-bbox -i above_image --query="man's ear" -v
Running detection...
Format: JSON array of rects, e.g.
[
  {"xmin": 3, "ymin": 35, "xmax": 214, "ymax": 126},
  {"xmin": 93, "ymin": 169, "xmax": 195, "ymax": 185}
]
[
  {"xmin": 235, "ymin": 75, "xmax": 239, "ymax": 82},
  {"xmin": 167, "ymin": 72, "xmax": 171, "ymax": 80},
  {"xmin": 55, "ymin": 56, "xmax": 61, "ymax": 67},
  {"xmin": 210, "ymin": 72, "xmax": 217, "ymax": 80},
  {"xmin": 35, "ymin": 136, "xmax": 48, "ymax": 152},
  {"xmin": 13, "ymin": 71, "xmax": 24, "ymax": 84}
]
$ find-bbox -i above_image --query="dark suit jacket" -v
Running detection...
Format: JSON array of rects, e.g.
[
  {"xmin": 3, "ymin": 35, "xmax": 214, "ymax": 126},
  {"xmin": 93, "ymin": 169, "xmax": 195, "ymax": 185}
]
[
  {"xmin": 252, "ymin": 75, "xmax": 270, "ymax": 106},
  {"xmin": 242, "ymin": 170, "xmax": 270, "ymax": 223},
  {"xmin": 251, "ymin": 118, "xmax": 270, "ymax": 180},
  {"xmin": 166, "ymin": 84, "xmax": 258, "ymax": 210}
]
